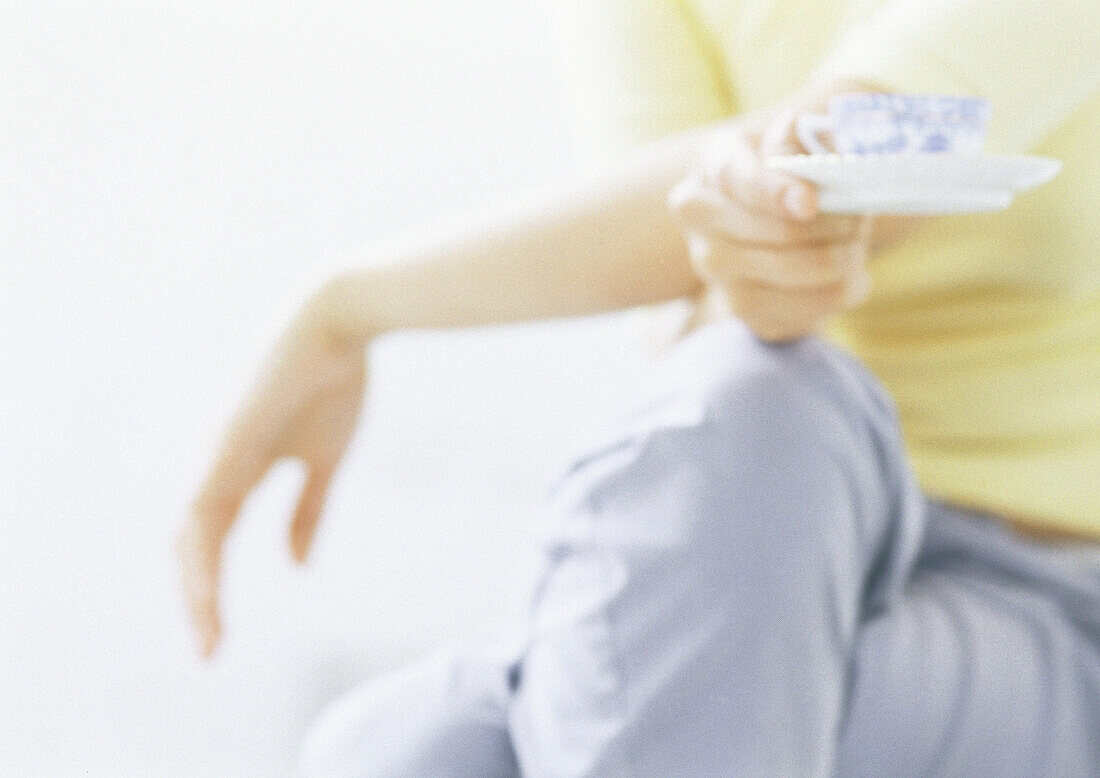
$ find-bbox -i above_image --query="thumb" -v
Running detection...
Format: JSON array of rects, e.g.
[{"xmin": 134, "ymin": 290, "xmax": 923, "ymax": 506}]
[
  {"xmin": 760, "ymin": 109, "xmax": 820, "ymax": 222},
  {"xmin": 288, "ymin": 466, "xmax": 335, "ymax": 564}
]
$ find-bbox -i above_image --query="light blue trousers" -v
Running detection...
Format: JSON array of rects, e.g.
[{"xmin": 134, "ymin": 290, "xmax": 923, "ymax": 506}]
[{"xmin": 302, "ymin": 320, "xmax": 1100, "ymax": 777}]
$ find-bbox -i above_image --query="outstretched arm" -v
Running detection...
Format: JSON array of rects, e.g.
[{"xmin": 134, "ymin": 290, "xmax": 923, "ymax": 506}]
[
  {"xmin": 309, "ymin": 130, "xmax": 711, "ymax": 349},
  {"xmin": 305, "ymin": 0, "xmax": 752, "ymax": 348}
]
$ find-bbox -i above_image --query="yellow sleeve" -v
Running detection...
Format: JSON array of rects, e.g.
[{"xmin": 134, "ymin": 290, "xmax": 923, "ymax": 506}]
[
  {"xmin": 807, "ymin": 0, "xmax": 1100, "ymax": 154},
  {"xmin": 539, "ymin": 0, "xmax": 736, "ymax": 164}
]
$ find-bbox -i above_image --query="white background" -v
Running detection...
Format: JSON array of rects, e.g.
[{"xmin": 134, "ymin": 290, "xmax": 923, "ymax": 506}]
[{"xmin": 1, "ymin": 2, "xmax": 673, "ymax": 774}]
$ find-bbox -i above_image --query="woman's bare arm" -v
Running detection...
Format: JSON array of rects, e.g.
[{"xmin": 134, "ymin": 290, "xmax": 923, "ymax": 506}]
[
  {"xmin": 308, "ymin": 78, "xmax": 919, "ymax": 346},
  {"xmin": 307, "ymin": 127, "xmax": 724, "ymax": 346}
]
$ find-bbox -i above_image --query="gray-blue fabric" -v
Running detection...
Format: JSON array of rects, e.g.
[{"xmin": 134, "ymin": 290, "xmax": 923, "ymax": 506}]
[{"xmin": 301, "ymin": 320, "xmax": 1100, "ymax": 777}]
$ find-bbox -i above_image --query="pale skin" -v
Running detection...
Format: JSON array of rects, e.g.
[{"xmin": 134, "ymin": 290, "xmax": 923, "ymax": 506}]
[{"xmin": 178, "ymin": 79, "xmax": 924, "ymax": 658}]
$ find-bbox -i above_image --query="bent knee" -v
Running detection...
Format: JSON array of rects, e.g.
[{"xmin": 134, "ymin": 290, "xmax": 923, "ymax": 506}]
[
  {"xmin": 659, "ymin": 319, "xmax": 876, "ymax": 428},
  {"xmin": 543, "ymin": 319, "xmax": 908, "ymax": 570},
  {"xmin": 596, "ymin": 323, "xmax": 854, "ymax": 476}
]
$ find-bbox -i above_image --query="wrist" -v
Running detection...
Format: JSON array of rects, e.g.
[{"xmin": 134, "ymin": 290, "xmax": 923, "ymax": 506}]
[{"xmin": 300, "ymin": 272, "xmax": 380, "ymax": 351}]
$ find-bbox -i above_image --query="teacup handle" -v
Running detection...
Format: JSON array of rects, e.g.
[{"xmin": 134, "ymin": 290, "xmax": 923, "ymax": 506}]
[{"xmin": 794, "ymin": 113, "xmax": 834, "ymax": 155}]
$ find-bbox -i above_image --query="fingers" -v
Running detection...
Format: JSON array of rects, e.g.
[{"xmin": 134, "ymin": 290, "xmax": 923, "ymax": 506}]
[
  {"xmin": 695, "ymin": 111, "xmax": 820, "ymax": 223},
  {"xmin": 669, "ymin": 106, "xmax": 878, "ymax": 343},
  {"xmin": 669, "ymin": 173, "xmax": 858, "ymax": 247},
  {"xmin": 178, "ymin": 459, "xmax": 337, "ymax": 661},
  {"xmin": 288, "ymin": 466, "xmax": 334, "ymax": 564},
  {"xmin": 696, "ymin": 148, "xmax": 814, "ymax": 223},
  {"xmin": 740, "ymin": 109, "xmax": 820, "ymax": 221},
  {"xmin": 757, "ymin": 107, "xmax": 803, "ymax": 157},
  {"xmin": 729, "ymin": 166, "xmax": 817, "ymax": 223},
  {"xmin": 178, "ymin": 443, "xmax": 262, "ymax": 659},
  {"xmin": 178, "ymin": 506, "xmax": 231, "ymax": 658},
  {"xmin": 676, "ymin": 218, "xmax": 872, "ymax": 343}
]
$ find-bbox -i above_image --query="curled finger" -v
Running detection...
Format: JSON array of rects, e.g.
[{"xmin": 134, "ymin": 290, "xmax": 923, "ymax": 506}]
[
  {"xmin": 178, "ymin": 510, "xmax": 227, "ymax": 657},
  {"xmin": 670, "ymin": 175, "xmax": 860, "ymax": 246}
]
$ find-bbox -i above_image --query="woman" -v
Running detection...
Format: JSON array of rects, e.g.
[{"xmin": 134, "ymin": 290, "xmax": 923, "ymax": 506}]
[{"xmin": 179, "ymin": 0, "xmax": 1100, "ymax": 774}]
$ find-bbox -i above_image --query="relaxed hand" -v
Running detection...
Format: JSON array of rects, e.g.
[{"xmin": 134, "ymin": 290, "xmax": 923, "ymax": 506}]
[
  {"xmin": 667, "ymin": 102, "xmax": 873, "ymax": 342},
  {"xmin": 177, "ymin": 289, "xmax": 367, "ymax": 657}
]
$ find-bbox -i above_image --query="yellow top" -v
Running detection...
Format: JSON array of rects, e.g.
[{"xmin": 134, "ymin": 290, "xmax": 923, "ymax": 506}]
[{"xmin": 542, "ymin": 0, "xmax": 1100, "ymax": 537}]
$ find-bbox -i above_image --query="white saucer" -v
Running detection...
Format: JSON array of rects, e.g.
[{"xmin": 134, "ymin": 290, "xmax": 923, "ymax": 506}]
[{"xmin": 765, "ymin": 153, "xmax": 1062, "ymax": 214}]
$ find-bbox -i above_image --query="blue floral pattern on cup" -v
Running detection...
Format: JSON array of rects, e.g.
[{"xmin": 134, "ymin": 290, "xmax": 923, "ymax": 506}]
[{"xmin": 796, "ymin": 93, "xmax": 990, "ymax": 155}]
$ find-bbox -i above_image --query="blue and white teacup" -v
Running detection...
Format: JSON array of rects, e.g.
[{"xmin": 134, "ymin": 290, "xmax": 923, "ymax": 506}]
[{"xmin": 795, "ymin": 93, "xmax": 990, "ymax": 155}]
